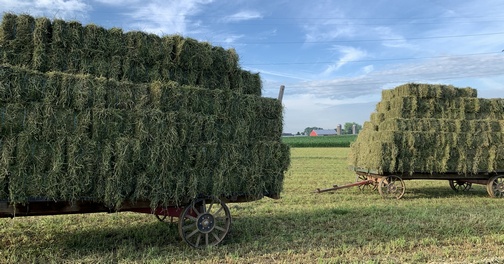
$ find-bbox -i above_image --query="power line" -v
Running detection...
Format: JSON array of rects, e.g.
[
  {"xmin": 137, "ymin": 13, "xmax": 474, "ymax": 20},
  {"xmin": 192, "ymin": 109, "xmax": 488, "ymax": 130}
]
[
  {"xmin": 213, "ymin": 32, "xmax": 504, "ymax": 45},
  {"xmin": 242, "ymin": 52, "xmax": 502, "ymax": 66},
  {"xmin": 282, "ymin": 71, "xmax": 504, "ymax": 89}
]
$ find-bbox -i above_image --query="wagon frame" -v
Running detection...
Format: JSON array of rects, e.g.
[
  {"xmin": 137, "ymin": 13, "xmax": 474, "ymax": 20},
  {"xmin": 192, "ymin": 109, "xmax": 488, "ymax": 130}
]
[
  {"xmin": 0, "ymin": 194, "xmax": 272, "ymax": 248},
  {"xmin": 316, "ymin": 167, "xmax": 504, "ymax": 199}
]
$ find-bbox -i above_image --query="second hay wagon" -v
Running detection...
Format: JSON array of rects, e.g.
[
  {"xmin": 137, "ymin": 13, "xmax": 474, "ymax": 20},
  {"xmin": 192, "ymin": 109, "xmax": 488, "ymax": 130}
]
[{"xmin": 317, "ymin": 167, "xmax": 504, "ymax": 199}]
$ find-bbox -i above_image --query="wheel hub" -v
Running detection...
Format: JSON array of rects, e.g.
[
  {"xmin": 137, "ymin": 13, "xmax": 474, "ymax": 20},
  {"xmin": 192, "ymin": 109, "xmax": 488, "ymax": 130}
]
[
  {"xmin": 496, "ymin": 182, "xmax": 504, "ymax": 193},
  {"xmin": 197, "ymin": 213, "xmax": 215, "ymax": 233}
]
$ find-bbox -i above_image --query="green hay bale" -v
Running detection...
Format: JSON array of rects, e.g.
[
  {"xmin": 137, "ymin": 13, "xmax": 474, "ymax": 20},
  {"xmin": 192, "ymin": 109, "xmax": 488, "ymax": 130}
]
[
  {"xmin": 0, "ymin": 104, "xmax": 27, "ymax": 136},
  {"xmin": 122, "ymin": 31, "xmax": 149, "ymax": 83},
  {"xmin": 0, "ymin": 14, "xmax": 36, "ymax": 66},
  {"xmin": 381, "ymin": 83, "xmax": 477, "ymax": 100},
  {"xmin": 50, "ymin": 19, "xmax": 69, "ymax": 72},
  {"xmin": 0, "ymin": 136, "xmax": 16, "ymax": 199},
  {"xmin": 105, "ymin": 79, "xmax": 149, "ymax": 110},
  {"xmin": 145, "ymin": 33, "xmax": 165, "ymax": 82},
  {"xmin": 240, "ymin": 70, "xmax": 262, "ymax": 96},
  {"xmin": 92, "ymin": 108, "xmax": 134, "ymax": 142},
  {"xmin": 103, "ymin": 137, "xmax": 141, "ymax": 208},
  {"xmin": 199, "ymin": 46, "xmax": 232, "ymax": 90},
  {"xmin": 14, "ymin": 14, "xmax": 35, "ymax": 67},
  {"xmin": 134, "ymin": 109, "xmax": 178, "ymax": 145},
  {"xmin": 0, "ymin": 65, "xmax": 46, "ymax": 103},
  {"xmin": 66, "ymin": 21, "xmax": 84, "ymax": 73},
  {"xmin": 82, "ymin": 24, "xmax": 108, "ymax": 76},
  {"xmin": 158, "ymin": 36, "xmax": 175, "ymax": 82},
  {"xmin": 0, "ymin": 13, "xmax": 18, "ymax": 64},
  {"xmin": 350, "ymin": 130, "xmax": 504, "ymax": 174},
  {"xmin": 174, "ymin": 36, "xmax": 212, "ymax": 70},
  {"xmin": 32, "ymin": 17, "xmax": 52, "ymax": 72},
  {"xmin": 0, "ymin": 65, "xmax": 15, "ymax": 102},
  {"xmin": 376, "ymin": 97, "xmax": 504, "ymax": 120},
  {"xmin": 108, "ymin": 28, "xmax": 125, "ymax": 80}
]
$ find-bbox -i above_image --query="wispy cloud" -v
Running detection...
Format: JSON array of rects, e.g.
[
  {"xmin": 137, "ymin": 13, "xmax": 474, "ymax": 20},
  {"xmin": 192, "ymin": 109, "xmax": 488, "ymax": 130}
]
[
  {"xmin": 124, "ymin": 0, "xmax": 214, "ymax": 34},
  {"xmin": 284, "ymin": 53, "xmax": 504, "ymax": 100},
  {"xmin": 374, "ymin": 26, "xmax": 415, "ymax": 49},
  {"xmin": 0, "ymin": 0, "xmax": 91, "ymax": 20},
  {"xmin": 321, "ymin": 45, "xmax": 367, "ymax": 76},
  {"xmin": 222, "ymin": 10, "xmax": 262, "ymax": 22}
]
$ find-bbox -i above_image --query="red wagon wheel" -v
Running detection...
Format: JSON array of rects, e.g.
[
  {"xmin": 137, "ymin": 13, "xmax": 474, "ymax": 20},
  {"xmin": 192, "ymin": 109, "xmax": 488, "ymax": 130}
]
[
  {"xmin": 486, "ymin": 175, "xmax": 504, "ymax": 198},
  {"xmin": 355, "ymin": 174, "xmax": 377, "ymax": 191},
  {"xmin": 378, "ymin": 175, "xmax": 405, "ymax": 199},
  {"xmin": 178, "ymin": 196, "xmax": 231, "ymax": 248},
  {"xmin": 449, "ymin": 180, "xmax": 472, "ymax": 192}
]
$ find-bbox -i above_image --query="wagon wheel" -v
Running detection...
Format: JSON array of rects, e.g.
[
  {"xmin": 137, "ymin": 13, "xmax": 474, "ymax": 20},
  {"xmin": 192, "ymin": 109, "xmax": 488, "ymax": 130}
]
[
  {"xmin": 378, "ymin": 175, "xmax": 405, "ymax": 199},
  {"xmin": 486, "ymin": 175, "xmax": 504, "ymax": 198},
  {"xmin": 448, "ymin": 180, "xmax": 472, "ymax": 192},
  {"xmin": 355, "ymin": 174, "xmax": 376, "ymax": 191},
  {"xmin": 178, "ymin": 196, "xmax": 231, "ymax": 248}
]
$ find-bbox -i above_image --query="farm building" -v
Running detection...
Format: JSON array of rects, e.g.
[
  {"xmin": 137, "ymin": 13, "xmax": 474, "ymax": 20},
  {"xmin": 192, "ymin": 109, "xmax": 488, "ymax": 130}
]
[{"xmin": 310, "ymin": 129, "xmax": 337, "ymax": 136}]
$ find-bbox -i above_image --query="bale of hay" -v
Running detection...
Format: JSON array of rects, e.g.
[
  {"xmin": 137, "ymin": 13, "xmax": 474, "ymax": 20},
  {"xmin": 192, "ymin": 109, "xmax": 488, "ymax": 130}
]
[
  {"xmin": 381, "ymin": 83, "xmax": 477, "ymax": 100},
  {"xmin": 350, "ymin": 83, "xmax": 504, "ymax": 175},
  {"xmin": 32, "ymin": 17, "xmax": 52, "ymax": 72},
  {"xmin": 0, "ymin": 13, "xmax": 289, "ymax": 208},
  {"xmin": 1, "ymin": 13, "xmax": 263, "ymax": 95}
]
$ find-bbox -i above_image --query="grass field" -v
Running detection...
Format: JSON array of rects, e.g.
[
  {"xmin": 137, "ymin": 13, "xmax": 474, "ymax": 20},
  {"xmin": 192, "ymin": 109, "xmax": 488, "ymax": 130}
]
[
  {"xmin": 1, "ymin": 148, "xmax": 504, "ymax": 263},
  {"xmin": 282, "ymin": 135, "xmax": 358, "ymax": 147}
]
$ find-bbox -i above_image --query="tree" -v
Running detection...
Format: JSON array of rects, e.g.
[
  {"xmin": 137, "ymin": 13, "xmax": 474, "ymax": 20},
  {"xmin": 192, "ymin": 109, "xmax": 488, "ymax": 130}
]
[
  {"xmin": 343, "ymin": 122, "xmax": 362, "ymax": 134},
  {"xmin": 304, "ymin": 127, "xmax": 323, "ymax": 135}
]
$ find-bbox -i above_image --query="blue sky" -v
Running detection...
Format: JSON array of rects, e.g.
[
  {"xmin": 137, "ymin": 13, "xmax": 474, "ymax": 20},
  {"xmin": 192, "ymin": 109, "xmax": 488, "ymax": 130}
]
[{"xmin": 2, "ymin": 0, "xmax": 504, "ymax": 134}]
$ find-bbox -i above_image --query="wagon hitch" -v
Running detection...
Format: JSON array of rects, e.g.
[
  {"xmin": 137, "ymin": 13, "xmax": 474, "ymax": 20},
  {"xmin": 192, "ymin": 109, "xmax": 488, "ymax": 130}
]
[{"xmin": 315, "ymin": 180, "xmax": 373, "ymax": 193}]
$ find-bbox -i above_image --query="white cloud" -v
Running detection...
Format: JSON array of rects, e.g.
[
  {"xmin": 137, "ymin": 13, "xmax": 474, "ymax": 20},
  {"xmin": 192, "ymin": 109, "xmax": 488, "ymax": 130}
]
[
  {"xmin": 120, "ymin": 0, "xmax": 214, "ymax": 34},
  {"xmin": 92, "ymin": 0, "xmax": 141, "ymax": 5},
  {"xmin": 222, "ymin": 11, "xmax": 262, "ymax": 22},
  {"xmin": 321, "ymin": 46, "xmax": 367, "ymax": 76},
  {"xmin": 0, "ymin": 0, "xmax": 91, "ymax": 19},
  {"xmin": 374, "ymin": 26, "xmax": 414, "ymax": 49}
]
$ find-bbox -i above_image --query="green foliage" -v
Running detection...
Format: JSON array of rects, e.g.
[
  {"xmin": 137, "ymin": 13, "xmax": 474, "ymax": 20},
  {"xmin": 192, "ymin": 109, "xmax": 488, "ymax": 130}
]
[
  {"xmin": 343, "ymin": 122, "xmax": 362, "ymax": 134},
  {"xmin": 282, "ymin": 135, "xmax": 357, "ymax": 147}
]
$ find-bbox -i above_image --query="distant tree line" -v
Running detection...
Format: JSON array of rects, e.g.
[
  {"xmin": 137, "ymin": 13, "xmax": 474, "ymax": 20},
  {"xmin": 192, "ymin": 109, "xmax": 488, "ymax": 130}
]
[{"xmin": 299, "ymin": 122, "xmax": 362, "ymax": 135}]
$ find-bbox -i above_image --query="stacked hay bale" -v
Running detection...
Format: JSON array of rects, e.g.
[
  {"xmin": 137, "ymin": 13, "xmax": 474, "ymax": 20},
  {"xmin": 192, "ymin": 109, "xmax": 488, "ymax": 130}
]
[
  {"xmin": 0, "ymin": 13, "xmax": 289, "ymax": 209},
  {"xmin": 0, "ymin": 13, "xmax": 260, "ymax": 95},
  {"xmin": 349, "ymin": 83, "xmax": 504, "ymax": 175}
]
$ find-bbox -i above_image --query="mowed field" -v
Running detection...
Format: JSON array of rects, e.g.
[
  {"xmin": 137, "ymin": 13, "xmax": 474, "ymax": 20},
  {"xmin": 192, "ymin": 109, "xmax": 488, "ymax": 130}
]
[{"xmin": 1, "ymin": 148, "xmax": 504, "ymax": 263}]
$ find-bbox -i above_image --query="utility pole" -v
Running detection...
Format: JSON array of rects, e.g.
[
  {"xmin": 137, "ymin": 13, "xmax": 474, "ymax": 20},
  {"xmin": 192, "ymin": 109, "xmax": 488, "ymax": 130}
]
[{"xmin": 278, "ymin": 85, "xmax": 285, "ymax": 103}]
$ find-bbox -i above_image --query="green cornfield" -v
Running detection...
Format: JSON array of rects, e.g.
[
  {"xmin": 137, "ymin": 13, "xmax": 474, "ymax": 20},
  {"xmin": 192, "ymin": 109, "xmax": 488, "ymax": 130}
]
[{"xmin": 281, "ymin": 135, "xmax": 357, "ymax": 147}]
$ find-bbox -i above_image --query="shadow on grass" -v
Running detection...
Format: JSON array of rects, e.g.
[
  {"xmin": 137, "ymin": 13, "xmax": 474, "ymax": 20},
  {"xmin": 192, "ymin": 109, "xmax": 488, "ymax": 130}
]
[{"xmin": 25, "ymin": 194, "xmax": 501, "ymax": 261}]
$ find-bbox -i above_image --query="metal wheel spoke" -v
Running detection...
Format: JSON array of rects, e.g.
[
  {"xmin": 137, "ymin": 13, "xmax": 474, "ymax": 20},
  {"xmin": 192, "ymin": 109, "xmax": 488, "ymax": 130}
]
[
  {"xmin": 186, "ymin": 228, "xmax": 200, "ymax": 239},
  {"xmin": 213, "ymin": 206, "xmax": 224, "ymax": 217},
  {"xmin": 211, "ymin": 232, "xmax": 221, "ymax": 242},
  {"xmin": 192, "ymin": 204, "xmax": 201, "ymax": 216},
  {"xmin": 182, "ymin": 222, "xmax": 196, "ymax": 231},
  {"xmin": 179, "ymin": 196, "xmax": 231, "ymax": 248},
  {"xmin": 207, "ymin": 201, "xmax": 214, "ymax": 214},
  {"xmin": 195, "ymin": 234, "xmax": 201, "ymax": 247}
]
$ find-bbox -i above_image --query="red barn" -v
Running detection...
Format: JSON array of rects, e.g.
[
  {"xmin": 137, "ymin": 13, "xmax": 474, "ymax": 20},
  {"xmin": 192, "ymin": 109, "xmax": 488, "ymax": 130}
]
[{"xmin": 310, "ymin": 129, "xmax": 337, "ymax": 136}]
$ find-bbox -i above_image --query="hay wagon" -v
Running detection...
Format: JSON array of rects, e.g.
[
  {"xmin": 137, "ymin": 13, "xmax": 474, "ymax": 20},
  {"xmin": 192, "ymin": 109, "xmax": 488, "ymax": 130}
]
[
  {"xmin": 0, "ymin": 194, "xmax": 273, "ymax": 248},
  {"xmin": 316, "ymin": 167, "xmax": 504, "ymax": 199}
]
